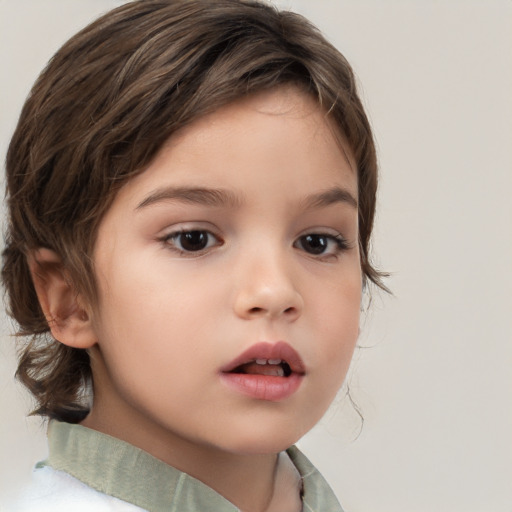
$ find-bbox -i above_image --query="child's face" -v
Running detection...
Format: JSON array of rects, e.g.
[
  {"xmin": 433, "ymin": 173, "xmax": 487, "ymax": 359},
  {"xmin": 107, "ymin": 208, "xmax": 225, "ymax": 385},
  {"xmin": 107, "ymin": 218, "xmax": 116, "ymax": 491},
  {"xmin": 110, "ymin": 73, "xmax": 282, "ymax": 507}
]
[{"xmin": 88, "ymin": 86, "xmax": 361, "ymax": 454}]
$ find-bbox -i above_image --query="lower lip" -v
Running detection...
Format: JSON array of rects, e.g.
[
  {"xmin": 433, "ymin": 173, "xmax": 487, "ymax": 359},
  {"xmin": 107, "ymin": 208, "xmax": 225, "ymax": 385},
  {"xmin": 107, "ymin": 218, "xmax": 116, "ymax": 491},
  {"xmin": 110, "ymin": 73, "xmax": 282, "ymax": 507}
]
[{"xmin": 219, "ymin": 372, "xmax": 303, "ymax": 401}]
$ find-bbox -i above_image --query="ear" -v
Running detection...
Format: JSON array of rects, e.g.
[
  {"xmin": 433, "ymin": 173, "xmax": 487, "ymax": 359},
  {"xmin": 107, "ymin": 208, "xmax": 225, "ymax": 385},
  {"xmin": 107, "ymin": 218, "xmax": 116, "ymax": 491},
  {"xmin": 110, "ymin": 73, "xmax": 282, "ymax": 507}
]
[{"xmin": 27, "ymin": 248, "xmax": 97, "ymax": 349}]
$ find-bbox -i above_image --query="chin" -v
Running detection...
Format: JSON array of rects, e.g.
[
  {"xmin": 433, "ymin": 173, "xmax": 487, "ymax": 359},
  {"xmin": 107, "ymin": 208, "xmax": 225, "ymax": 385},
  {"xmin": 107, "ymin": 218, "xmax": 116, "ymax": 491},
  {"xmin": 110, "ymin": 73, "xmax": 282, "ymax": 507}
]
[{"xmin": 214, "ymin": 419, "xmax": 313, "ymax": 456}]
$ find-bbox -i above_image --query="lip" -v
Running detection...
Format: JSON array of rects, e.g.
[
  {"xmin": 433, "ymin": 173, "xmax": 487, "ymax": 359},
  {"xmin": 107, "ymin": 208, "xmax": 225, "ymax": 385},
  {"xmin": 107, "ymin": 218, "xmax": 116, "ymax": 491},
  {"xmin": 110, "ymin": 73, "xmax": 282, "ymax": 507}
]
[
  {"xmin": 221, "ymin": 341, "xmax": 306, "ymax": 374},
  {"xmin": 219, "ymin": 341, "xmax": 305, "ymax": 401}
]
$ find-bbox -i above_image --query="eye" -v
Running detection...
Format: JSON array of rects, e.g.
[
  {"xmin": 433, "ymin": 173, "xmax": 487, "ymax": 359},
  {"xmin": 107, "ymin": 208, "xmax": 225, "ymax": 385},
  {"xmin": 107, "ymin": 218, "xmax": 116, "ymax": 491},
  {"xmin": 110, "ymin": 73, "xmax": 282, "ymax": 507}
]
[
  {"xmin": 294, "ymin": 233, "xmax": 348, "ymax": 257},
  {"xmin": 163, "ymin": 230, "xmax": 221, "ymax": 254}
]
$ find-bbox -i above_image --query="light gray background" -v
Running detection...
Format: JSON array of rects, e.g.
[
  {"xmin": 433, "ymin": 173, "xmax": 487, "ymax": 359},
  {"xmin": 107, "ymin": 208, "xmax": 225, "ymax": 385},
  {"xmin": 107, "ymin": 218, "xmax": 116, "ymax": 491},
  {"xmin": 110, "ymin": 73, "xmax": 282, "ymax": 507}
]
[{"xmin": 1, "ymin": 1, "xmax": 511, "ymax": 510}]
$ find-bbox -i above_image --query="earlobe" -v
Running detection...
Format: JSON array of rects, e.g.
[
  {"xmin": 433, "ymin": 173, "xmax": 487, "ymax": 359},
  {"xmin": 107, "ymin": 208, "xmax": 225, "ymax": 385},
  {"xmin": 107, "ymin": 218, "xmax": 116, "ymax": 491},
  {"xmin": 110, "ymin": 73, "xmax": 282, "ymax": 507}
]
[{"xmin": 27, "ymin": 248, "xmax": 97, "ymax": 349}]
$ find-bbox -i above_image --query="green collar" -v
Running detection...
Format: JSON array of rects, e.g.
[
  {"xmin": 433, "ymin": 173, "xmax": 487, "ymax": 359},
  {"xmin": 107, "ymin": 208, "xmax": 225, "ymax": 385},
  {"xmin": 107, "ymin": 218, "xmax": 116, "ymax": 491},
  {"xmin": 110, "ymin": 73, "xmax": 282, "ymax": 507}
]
[{"xmin": 40, "ymin": 421, "xmax": 343, "ymax": 511}]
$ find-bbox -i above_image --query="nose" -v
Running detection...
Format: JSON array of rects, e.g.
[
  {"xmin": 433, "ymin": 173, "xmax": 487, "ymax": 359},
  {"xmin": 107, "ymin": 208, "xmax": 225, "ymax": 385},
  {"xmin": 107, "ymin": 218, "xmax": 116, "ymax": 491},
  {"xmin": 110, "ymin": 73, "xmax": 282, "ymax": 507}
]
[{"xmin": 232, "ymin": 249, "xmax": 304, "ymax": 322}]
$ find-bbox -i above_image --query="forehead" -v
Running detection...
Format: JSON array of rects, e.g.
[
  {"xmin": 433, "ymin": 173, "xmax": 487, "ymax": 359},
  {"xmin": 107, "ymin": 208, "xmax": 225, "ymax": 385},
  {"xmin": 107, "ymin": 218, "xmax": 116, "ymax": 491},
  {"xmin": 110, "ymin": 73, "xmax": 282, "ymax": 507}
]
[
  {"xmin": 167, "ymin": 86, "xmax": 356, "ymax": 171},
  {"xmin": 113, "ymin": 86, "xmax": 357, "ymax": 211}
]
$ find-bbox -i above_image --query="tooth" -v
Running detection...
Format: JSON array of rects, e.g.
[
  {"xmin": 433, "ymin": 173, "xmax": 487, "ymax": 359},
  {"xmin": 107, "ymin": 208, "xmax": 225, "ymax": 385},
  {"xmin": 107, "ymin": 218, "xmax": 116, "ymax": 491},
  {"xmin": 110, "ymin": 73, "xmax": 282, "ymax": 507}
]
[
  {"xmin": 255, "ymin": 359, "xmax": 267, "ymax": 365},
  {"xmin": 268, "ymin": 359, "xmax": 281, "ymax": 365}
]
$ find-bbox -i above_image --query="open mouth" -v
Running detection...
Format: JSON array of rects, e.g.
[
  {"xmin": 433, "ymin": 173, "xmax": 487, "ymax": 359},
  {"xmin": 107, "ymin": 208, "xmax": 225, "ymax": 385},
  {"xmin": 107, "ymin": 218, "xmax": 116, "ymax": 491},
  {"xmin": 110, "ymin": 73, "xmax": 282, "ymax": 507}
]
[
  {"xmin": 220, "ymin": 342, "xmax": 305, "ymax": 401},
  {"xmin": 230, "ymin": 359, "xmax": 293, "ymax": 378},
  {"xmin": 221, "ymin": 341, "xmax": 305, "ymax": 377}
]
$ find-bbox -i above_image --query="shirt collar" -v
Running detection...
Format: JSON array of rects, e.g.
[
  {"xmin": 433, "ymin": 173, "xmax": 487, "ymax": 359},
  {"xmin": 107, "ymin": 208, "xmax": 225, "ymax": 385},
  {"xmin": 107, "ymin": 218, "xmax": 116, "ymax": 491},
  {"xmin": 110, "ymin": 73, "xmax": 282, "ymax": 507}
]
[{"xmin": 41, "ymin": 420, "xmax": 344, "ymax": 512}]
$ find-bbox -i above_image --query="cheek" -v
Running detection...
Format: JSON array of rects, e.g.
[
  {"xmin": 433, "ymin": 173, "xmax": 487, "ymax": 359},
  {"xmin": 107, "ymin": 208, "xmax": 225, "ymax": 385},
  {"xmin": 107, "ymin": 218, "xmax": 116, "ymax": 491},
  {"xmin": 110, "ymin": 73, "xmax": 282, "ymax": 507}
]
[
  {"xmin": 308, "ymin": 273, "xmax": 361, "ymax": 384},
  {"xmin": 298, "ymin": 288, "xmax": 360, "ymax": 436},
  {"xmin": 314, "ymin": 266, "xmax": 361, "ymax": 342},
  {"xmin": 91, "ymin": 256, "xmax": 225, "ymax": 359}
]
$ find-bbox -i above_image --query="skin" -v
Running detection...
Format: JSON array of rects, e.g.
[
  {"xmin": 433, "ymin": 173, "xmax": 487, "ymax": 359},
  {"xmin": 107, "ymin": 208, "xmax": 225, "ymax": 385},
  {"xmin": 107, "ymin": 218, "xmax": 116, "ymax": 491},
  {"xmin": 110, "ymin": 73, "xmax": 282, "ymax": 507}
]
[{"xmin": 33, "ymin": 87, "xmax": 362, "ymax": 511}]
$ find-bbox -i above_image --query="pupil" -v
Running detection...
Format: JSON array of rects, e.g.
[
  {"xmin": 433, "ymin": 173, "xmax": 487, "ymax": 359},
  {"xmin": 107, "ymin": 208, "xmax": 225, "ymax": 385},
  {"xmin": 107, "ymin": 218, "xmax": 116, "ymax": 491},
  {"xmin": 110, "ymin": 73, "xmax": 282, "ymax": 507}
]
[
  {"xmin": 181, "ymin": 231, "xmax": 207, "ymax": 251},
  {"xmin": 304, "ymin": 234, "xmax": 326, "ymax": 254}
]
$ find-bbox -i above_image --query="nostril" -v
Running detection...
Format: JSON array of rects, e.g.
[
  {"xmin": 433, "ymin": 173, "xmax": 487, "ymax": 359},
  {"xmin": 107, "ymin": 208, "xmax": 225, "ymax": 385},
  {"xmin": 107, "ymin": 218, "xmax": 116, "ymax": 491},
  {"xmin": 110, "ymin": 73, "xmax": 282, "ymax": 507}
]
[{"xmin": 247, "ymin": 306, "xmax": 297, "ymax": 316}]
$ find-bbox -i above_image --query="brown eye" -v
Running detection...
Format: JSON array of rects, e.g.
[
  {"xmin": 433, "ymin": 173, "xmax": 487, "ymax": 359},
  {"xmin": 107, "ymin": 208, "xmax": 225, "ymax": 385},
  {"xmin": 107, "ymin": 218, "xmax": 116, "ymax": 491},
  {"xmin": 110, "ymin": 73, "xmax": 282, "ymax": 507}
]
[
  {"xmin": 298, "ymin": 234, "xmax": 328, "ymax": 254},
  {"xmin": 179, "ymin": 231, "xmax": 209, "ymax": 251},
  {"xmin": 294, "ymin": 233, "xmax": 348, "ymax": 256},
  {"xmin": 165, "ymin": 230, "xmax": 219, "ymax": 253}
]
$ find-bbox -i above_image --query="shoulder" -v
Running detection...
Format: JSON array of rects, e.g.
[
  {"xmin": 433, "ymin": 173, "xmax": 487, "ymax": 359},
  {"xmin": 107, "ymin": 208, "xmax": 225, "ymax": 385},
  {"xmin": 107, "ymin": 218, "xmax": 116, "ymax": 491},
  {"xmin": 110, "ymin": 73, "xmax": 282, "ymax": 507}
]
[{"xmin": 9, "ymin": 466, "xmax": 145, "ymax": 512}]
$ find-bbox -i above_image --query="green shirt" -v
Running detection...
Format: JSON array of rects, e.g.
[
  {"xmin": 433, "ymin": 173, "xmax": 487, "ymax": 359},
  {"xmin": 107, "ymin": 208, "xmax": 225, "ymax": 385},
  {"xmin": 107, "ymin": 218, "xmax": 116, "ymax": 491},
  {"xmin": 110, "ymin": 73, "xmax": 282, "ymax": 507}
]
[{"xmin": 36, "ymin": 421, "xmax": 344, "ymax": 511}]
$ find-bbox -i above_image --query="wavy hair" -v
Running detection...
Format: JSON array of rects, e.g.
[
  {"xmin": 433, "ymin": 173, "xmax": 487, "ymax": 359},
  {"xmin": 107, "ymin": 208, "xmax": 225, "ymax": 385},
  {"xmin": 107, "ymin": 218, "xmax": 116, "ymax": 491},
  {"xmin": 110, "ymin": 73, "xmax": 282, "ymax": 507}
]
[{"xmin": 2, "ymin": 0, "xmax": 386, "ymax": 422}]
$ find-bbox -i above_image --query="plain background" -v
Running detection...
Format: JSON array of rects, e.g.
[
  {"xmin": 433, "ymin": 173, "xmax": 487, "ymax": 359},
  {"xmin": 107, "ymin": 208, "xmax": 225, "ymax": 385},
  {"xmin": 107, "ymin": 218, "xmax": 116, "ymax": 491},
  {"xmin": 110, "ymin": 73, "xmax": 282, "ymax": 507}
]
[{"xmin": 1, "ymin": 1, "xmax": 511, "ymax": 510}]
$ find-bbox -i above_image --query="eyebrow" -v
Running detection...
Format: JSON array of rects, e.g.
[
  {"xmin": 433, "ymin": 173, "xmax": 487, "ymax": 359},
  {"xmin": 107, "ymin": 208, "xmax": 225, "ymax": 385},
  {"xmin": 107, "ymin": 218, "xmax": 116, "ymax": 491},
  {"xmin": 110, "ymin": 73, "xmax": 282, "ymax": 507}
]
[
  {"xmin": 302, "ymin": 187, "xmax": 358, "ymax": 210},
  {"xmin": 136, "ymin": 186, "xmax": 243, "ymax": 210},
  {"xmin": 135, "ymin": 185, "xmax": 357, "ymax": 211}
]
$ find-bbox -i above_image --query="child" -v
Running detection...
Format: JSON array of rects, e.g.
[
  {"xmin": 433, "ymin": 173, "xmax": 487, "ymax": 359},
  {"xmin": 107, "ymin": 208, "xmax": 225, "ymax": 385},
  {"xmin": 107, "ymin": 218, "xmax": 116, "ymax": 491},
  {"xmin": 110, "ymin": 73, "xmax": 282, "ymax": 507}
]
[{"xmin": 2, "ymin": 0, "xmax": 385, "ymax": 510}]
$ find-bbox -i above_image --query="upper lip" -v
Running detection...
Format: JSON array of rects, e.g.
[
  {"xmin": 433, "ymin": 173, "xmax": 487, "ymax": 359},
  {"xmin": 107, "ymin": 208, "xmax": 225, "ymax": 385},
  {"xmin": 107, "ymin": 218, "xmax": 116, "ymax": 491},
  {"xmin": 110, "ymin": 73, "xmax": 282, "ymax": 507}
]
[{"xmin": 221, "ymin": 341, "xmax": 306, "ymax": 374}]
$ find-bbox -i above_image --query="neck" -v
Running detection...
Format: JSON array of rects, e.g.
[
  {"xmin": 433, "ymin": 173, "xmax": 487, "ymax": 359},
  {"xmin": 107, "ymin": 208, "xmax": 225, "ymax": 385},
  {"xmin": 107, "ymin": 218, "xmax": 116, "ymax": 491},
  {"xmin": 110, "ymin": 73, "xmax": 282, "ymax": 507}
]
[{"xmin": 82, "ymin": 399, "xmax": 279, "ymax": 512}]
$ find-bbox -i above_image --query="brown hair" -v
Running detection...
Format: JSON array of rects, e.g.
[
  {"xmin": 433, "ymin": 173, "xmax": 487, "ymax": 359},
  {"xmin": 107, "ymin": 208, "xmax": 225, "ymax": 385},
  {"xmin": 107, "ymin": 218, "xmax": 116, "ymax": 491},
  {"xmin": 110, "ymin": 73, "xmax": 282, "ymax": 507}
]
[{"xmin": 2, "ymin": 0, "xmax": 385, "ymax": 422}]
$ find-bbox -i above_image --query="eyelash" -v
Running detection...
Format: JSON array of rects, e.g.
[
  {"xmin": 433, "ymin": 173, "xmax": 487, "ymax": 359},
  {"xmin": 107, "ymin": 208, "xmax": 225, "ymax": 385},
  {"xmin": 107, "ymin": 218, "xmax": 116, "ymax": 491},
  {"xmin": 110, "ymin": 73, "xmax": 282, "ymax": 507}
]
[
  {"xmin": 162, "ymin": 229, "xmax": 222, "ymax": 256},
  {"xmin": 161, "ymin": 229, "xmax": 350, "ymax": 259},
  {"xmin": 293, "ymin": 233, "xmax": 350, "ymax": 259}
]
